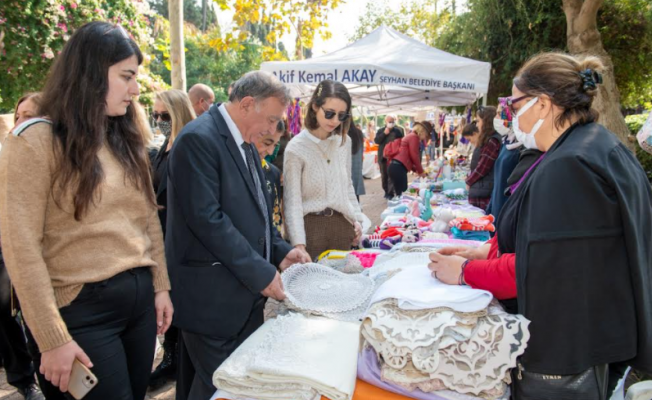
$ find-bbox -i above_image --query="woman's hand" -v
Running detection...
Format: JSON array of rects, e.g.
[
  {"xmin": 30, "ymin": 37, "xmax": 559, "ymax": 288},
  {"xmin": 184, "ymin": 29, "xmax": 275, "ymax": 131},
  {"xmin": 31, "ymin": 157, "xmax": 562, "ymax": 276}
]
[
  {"xmin": 41, "ymin": 340, "xmax": 93, "ymax": 393},
  {"xmin": 155, "ymin": 291, "xmax": 174, "ymax": 335},
  {"xmin": 428, "ymin": 252, "xmax": 466, "ymax": 285},
  {"xmin": 438, "ymin": 244, "xmax": 489, "ymax": 261}
]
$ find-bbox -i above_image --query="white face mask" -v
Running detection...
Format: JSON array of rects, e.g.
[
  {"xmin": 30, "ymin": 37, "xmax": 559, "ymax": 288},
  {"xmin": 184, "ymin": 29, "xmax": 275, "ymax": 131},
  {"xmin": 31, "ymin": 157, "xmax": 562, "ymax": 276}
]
[
  {"xmin": 387, "ymin": 122, "xmax": 395, "ymax": 128},
  {"xmin": 493, "ymin": 118, "xmax": 511, "ymax": 136},
  {"xmin": 512, "ymin": 97, "xmax": 543, "ymax": 150}
]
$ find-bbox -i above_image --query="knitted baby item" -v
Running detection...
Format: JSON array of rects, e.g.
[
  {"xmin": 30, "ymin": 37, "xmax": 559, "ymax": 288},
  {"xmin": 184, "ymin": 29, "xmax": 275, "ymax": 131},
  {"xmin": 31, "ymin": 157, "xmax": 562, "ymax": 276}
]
[
  {"xmin": 450, "ymin": 215, "xmax": 496, "ymax": 232},
  {"xmin": 420, "ymin": 190, "xmax": 433, "ymax": 221}
]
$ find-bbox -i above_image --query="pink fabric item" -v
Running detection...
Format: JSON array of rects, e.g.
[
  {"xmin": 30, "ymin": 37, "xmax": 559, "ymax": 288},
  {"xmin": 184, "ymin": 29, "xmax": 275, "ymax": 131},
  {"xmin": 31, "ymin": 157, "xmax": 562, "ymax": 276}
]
[{"xmin": 350, "ymin": 251, "xmax": 381, "ymax": 268}]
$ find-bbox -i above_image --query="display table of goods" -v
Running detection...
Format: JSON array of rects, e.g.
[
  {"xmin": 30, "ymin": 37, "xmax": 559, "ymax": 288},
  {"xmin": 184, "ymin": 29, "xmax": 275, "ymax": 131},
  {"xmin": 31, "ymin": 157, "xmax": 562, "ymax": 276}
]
[{"xmin": 212, "ymin": 242, "xmax": 531, "ymax": 400}]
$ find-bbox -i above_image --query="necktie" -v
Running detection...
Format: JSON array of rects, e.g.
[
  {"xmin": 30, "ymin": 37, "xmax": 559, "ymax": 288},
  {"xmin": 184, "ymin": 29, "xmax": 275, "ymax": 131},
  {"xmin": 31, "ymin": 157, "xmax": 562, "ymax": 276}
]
[{"xmin": 241, "ymin": 143, "xmax": 271, "ymax": 261}]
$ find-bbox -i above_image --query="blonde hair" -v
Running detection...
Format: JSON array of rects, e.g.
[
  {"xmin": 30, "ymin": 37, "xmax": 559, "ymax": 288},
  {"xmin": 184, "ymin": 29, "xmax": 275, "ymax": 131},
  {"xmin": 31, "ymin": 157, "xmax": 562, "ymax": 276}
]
[
  {"xmin": 14, "ymin": 92, "xmax": 42, "ymax": 123},
  {"xmin": 155, "ymin": 89, "xmax": 196, "ymax": 145},
  {"xmin": 514, "ymin": 52, "xmax": 605, "ymax": 129},
  {"xmin": 132, "ymin": 101, "xmax": 153, "ymax": 146}
]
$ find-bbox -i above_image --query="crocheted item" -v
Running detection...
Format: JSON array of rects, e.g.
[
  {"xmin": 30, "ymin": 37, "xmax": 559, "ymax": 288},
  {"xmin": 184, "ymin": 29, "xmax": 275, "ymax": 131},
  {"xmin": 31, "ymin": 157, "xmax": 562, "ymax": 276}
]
[
  {"xmin": 450, "ymin": 215, "xmax": 496, "ymax": 232},
  {"xmin": 282, "ymin": 263, "xmax": 375, "ymax": 314},
  {"xmin": 381, "ymin": 227, "xmax": 404, "ymax": 239},
  {"xmin": 349, "ymin": 251, "xmax": 380, "ymax": 269},
  {"xmin": 451, "ymin": 227, "xmax": 491, "ymax": 242},
  {"xmin": 362, "ymin": 302, "xmax": 530, "ymax": 398}
]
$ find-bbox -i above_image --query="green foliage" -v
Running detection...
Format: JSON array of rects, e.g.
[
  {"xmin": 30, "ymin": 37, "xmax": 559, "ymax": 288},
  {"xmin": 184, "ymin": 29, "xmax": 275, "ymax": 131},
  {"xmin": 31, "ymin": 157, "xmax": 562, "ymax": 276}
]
[
  {"xmin": 0, "ymin": 0, "xmax": 167, "ymax": 112},
  {"xmin": 352, "ymin": 0, "xmax": 652, "ymax": 107},
  {"xmin": 626, "ymin": 113, "xmax": 652, "ymax": 180},
  {"xmin": 147, "ymin": 0, "xmax": 217, "ymax": 30},
  {"xmin": 148, "ymin": 22, "xmax": 264, "ymax": 103},
  {"xmin": 600, "ymin": 0, "xmax": 652, "ymax": 108}
]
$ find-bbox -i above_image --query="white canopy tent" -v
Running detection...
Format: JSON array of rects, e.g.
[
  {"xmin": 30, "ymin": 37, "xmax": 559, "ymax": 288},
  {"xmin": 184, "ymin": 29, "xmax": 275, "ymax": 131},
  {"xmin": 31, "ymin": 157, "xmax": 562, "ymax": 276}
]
[{"xmin": 260, "ymin": 26, "xmax": 492, "ymax": 115}]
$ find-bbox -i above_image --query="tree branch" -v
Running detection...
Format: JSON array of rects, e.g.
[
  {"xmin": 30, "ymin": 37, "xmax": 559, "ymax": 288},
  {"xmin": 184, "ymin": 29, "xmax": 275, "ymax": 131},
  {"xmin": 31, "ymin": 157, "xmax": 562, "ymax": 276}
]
[{"xmin": 579, "ymin": 0, "xmax": 603, "ymax": 31}]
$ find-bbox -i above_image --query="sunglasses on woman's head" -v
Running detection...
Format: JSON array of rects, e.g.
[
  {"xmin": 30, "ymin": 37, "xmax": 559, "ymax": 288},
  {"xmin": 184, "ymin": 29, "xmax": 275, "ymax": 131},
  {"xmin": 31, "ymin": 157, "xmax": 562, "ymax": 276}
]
[
  {"xmin": 321, "ymin": 107, "xmax": 350, "ymax": 122},
  {"xmin": 152, "ymin": 111, "xmax": 171, "ymax": 122}
]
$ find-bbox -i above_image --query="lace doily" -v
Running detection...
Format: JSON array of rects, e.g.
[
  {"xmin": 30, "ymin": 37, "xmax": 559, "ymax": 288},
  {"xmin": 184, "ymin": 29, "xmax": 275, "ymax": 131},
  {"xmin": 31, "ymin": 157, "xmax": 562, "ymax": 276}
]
[{"xmin": 282, "ymin": 263, "xmax": 375, "ymax": 313}]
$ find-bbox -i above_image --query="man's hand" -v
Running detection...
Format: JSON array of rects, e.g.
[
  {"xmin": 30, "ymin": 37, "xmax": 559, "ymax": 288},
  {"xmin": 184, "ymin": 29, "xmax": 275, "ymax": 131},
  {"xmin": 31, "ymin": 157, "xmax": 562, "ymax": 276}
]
[
  {"xmin": 352, "ymin": 222, "xmax": 363, "ymax": 246},
  {"xmin": 41, "ymin": 341, "xmax": 93, "ymax": 393},
  {"xmin": 155, "ymin": 291, "xmax": 174, "ymax": 335},
  {"xmin": 279, "ymin": 246, "xmax": 311, "ymax": 271},
  {"xmin": 261, "ymin": 271, "xmax": 285, "ymax": 301}
]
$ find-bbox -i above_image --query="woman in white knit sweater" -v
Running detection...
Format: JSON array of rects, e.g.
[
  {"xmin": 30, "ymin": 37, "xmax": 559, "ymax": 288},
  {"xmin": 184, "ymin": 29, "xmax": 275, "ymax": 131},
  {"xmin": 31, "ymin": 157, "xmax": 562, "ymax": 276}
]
[{"xmin": 283, "ymin": 80, "xmax": 364, "ymax": 260}]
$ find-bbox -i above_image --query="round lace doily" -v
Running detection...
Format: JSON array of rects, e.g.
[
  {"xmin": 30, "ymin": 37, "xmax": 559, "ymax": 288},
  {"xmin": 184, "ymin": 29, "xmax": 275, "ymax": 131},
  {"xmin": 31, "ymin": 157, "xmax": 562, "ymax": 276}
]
[{"xmin": 282, "ymin": 263, "xmax": 375, "ymax": 313}]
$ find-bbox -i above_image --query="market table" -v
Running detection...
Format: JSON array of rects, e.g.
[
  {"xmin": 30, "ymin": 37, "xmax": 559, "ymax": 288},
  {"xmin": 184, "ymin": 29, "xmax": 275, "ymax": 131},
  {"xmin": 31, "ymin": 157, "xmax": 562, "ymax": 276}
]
[{"xmin": 213, "ymin": 378, "xmax": 415, "ymax": 400}]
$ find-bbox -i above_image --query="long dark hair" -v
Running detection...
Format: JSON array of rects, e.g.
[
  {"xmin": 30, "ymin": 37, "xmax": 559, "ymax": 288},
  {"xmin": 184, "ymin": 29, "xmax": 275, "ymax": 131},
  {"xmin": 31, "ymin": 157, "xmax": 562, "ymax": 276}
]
[
  {"xmin": 305, "ymin": 80, "xmax": 352, "ymax": 144},
  {"xmin": 347, "ymin": 123, "xmax": 364, "ymax": 155},
  {"xmin": 476, "ymin": 106, "xmax": 497, "ymax": 147},
  {"xmin": 40, "ymin": 21, "xmax": 155, "ymax": 220}
]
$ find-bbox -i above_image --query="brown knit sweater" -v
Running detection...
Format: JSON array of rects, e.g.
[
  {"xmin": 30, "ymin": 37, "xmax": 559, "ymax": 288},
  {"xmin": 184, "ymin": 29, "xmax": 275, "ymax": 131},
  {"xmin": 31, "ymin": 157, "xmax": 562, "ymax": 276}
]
[{"xmin": 0, "ymin": 122, "xmax": 170, "ymax": 352}]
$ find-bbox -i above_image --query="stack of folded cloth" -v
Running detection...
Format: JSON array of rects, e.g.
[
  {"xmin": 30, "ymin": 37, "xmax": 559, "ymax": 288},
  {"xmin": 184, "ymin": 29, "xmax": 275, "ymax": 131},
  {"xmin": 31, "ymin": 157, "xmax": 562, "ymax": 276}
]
[
  {"xmin": 213, "ymin": 313, "xmax": 360, "ymax": 400},
  {"xmin": 359, "ymin": 255, "xmax": 530, "ymax": 400},
  {"xmin": 449, "ymin": 215, "xmax": 495, "ymax": 241}
]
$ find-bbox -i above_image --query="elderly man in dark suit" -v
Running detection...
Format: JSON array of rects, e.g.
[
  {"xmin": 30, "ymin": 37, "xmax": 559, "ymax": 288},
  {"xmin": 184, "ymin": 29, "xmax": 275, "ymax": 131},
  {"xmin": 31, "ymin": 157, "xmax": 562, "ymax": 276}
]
[{"xmin": 165, "ymin": 71, "xmax": 311, "ymax": 400}]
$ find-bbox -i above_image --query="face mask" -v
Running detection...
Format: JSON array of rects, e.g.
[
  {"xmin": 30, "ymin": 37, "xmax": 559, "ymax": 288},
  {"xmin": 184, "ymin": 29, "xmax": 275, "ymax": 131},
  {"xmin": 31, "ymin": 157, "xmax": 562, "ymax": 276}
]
[
  {"xmin": 512, "ymin": 97, "xmax": 543, "ymax": 150},
  {"xmin": 387, "ymin": 122, "xmax": 395, "ymax": 128},
  {"xmin": 157, "ymin": 120, "xmax": 172, "ymax": 137},
  {"xmin": 493, "ymin": 118, "xmax": 511, "ymax": 136}
]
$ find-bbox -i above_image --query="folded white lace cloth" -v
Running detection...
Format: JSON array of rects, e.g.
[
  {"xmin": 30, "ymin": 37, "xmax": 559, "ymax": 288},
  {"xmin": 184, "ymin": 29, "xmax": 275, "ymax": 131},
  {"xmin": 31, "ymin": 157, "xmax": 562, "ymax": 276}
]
[
  {"xmin": 213, "ymin": 313, "xmax": 360, "ymax": 400},
  {"xmin": 363, "ymin": 303, "xmax": 530, "ymax": 398},
  {"xmin": 369, "ymin": 253, "xmax": 493, "ymax": 313}
]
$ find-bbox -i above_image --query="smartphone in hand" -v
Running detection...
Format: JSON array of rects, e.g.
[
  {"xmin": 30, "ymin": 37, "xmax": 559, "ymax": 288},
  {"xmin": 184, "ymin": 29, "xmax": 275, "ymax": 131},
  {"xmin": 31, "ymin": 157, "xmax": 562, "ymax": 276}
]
[{"xmin": 68, "ymin": 359, "xmax": 98, "ymax": 399}]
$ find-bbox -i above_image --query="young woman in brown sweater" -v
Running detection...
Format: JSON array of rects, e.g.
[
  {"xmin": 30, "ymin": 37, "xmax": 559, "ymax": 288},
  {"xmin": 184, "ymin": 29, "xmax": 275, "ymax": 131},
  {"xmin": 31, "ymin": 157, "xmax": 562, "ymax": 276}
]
[{"xmin": 0, "ymin": 22, "xmax": 173, "ymax": 400}]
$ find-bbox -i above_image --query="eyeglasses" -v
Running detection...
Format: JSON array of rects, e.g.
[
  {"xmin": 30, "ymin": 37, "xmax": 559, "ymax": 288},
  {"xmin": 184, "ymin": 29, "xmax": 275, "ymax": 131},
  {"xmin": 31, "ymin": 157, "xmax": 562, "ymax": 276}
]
[
  {"xmin": 321, "ymin": 107, "xmax": 350, "ymax": 122},
  {"xmin": 152, "ymin": 111, "xmax": 171, "ymax": 122},
  {"xmin": 506, "ymin": 95, "xmax": 529, "ymax": 116}
]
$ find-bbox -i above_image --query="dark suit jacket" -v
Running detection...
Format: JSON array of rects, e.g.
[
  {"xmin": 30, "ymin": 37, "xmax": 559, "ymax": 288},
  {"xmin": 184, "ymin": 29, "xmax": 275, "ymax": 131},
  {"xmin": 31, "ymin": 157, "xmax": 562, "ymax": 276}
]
[
  {"xmin": 165, "ymin": 105, "xmax": 292, "ymax": 338},
  {"xmin": 374, "ymin": 126, "xmax": 404, "ymax": 162},
  {"xmin": 151, "ymin": 137, "xmax": 170, "ymax": 237}
]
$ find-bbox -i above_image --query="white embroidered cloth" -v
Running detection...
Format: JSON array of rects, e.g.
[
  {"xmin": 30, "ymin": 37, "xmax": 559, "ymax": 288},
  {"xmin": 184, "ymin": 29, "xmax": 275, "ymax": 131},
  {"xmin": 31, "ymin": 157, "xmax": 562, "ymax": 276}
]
[
  {"xmin": 213, "ymin": 313, "xmax": 360, "ymax": 400},
  {"xmin": 369, "ymin": 253, "xmax": 493, "ymax": 313}
]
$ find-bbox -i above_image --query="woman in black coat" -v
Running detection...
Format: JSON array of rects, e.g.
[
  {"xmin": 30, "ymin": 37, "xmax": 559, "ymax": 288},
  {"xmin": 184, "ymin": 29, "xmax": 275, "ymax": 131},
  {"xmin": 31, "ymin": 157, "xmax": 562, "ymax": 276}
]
[
  {"xmin": 430, "ymin": 51, "xmax": 652, "ymax": 400},
  {"xmin": 502, "ymin": 52, "xmax": 651, "ymax": 398}
]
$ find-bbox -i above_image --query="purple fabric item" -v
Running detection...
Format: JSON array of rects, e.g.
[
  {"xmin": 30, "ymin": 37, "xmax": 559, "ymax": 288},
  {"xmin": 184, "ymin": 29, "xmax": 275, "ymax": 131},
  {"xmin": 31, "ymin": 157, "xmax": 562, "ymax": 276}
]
[{"xmin": 357, "ymin": 346, "xmax": 450, "ymax": 400}]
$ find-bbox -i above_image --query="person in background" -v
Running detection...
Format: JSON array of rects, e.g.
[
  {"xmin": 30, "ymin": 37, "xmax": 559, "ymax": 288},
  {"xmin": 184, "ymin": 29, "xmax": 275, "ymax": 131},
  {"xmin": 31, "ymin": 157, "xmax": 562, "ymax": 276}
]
[
  {"xmin": 375, "ymin": 115, "xmax": 404, "ymax": 199},
  {"xmin": 388, "ymin": 121, "xmax": 431, "ymax": 197},
  {"xmin": 0, "ymin": 94, "xmax": 46, "ymax": 400},
  {"xmin": 486, "ymin": 103, "xmax": 522, "ymax": 221},
  {"xmin": 13, "ymin": 93, "xmax": 42, "ymax": 127},
  {"xmin": 348, "ymin": 123, "xmax": 366, "ymax": 202},
  {"xmin": 431, "ymin": 52, "xmax": 652, "ymax": 399},
  {"xmin": 148, "ymin": 89, "xmax": 196, "ymax": 389},
  {"xmin": 271, "ymin": 116, "xmax": 292, "ymax": 172},
  {"xmin": 0, "ymin": 22, "xmax": 173, "ymax": 400},
  {"xmin": 254, "ymin": 120, "xmax": 286, "ymax": 232},
  {"xmin": 366, "ymin": 121, "xmax": 376, "ymax": 141},
  {"xmin": 284, "ymin": 80, "xmax": 365, "ymax": 260},
  {"xmin": 465, "ymin": 107, "xmax": 501, "ymax": 210},
  {"xmin": 187, "ymin": 83, "xmax": 215, "ymax": 117}
]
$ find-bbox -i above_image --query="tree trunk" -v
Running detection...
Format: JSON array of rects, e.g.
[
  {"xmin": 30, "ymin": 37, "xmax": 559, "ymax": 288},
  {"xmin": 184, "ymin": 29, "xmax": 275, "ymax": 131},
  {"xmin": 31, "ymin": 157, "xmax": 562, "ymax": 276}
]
[
  {"xmin": 563, "ymin": 0, "xmax": 633, "ymax": 149},
  {"xmin": 169, "ymin": 0, "xmax": 186, "ymax": 91},
  {"xmin": 202, "ymin": 0, "xmax": 207, "ymax": 32}
]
